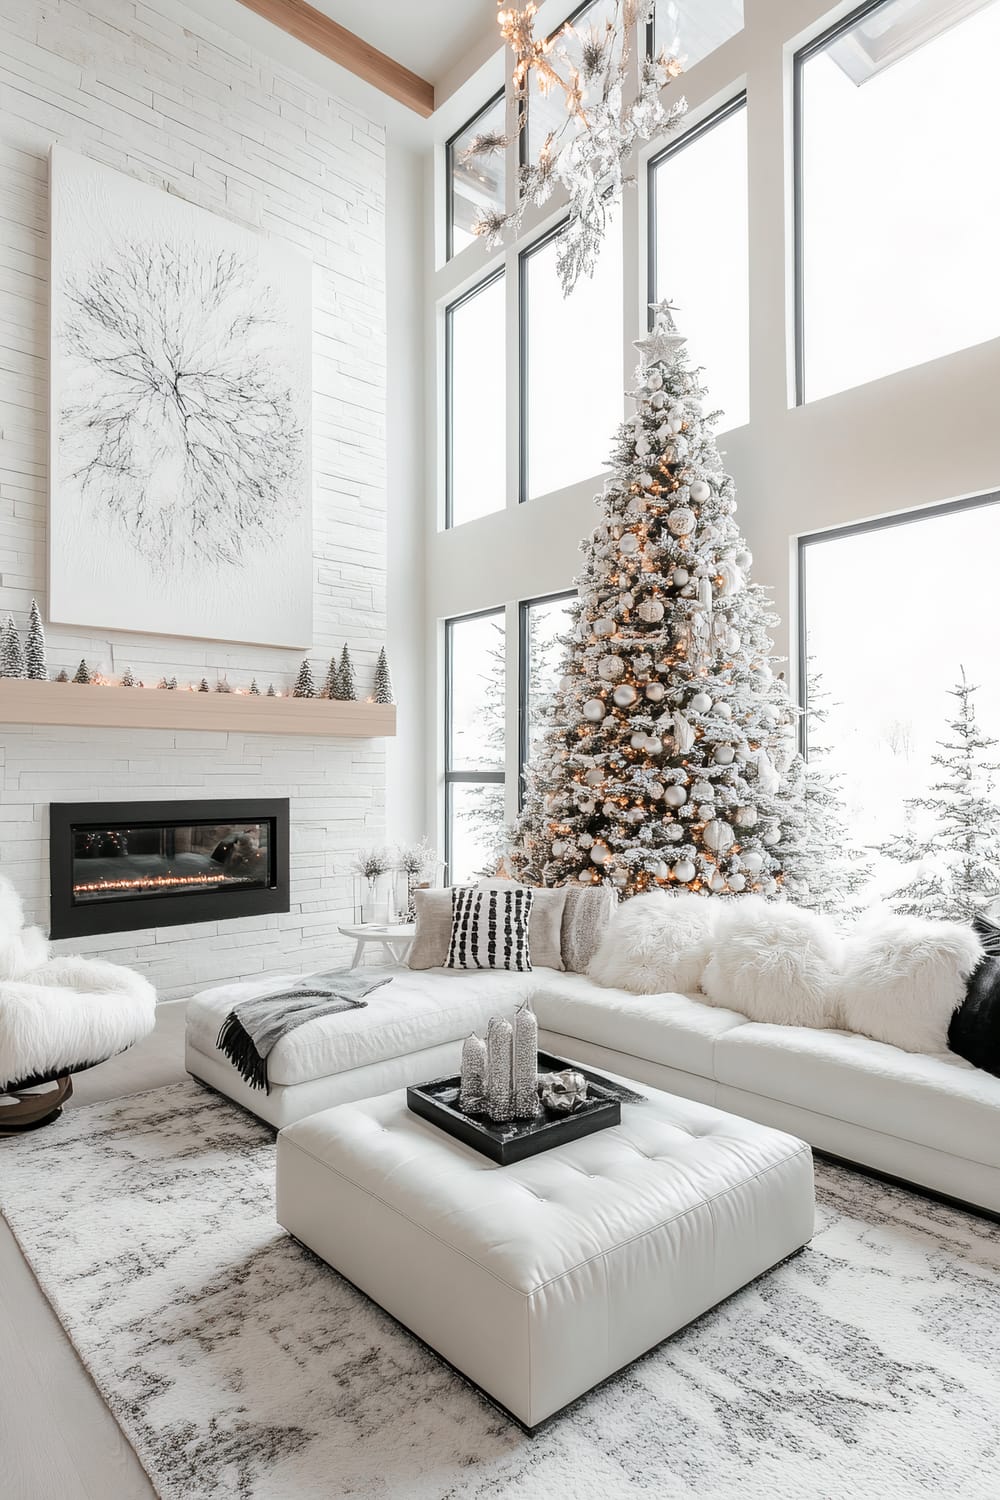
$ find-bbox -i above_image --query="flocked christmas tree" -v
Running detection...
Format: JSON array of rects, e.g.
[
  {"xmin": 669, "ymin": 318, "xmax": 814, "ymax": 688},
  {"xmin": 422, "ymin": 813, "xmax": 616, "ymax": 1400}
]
[
  {"xmin": 119, "ymin": 666, "xmax": 138, "ymax": 687},
  {"xmin": 508, "ymin": 303, "xmax": 807, "ymax": 898},
  {"xmin": 292, "ymin": 658, "xmax": 316, "ymax": 698},
  {"xmin": 337, "ymin": 643, "xmax": 357, "ymax": 701},
  {"xmin": 373, "ymin": 647, "xmax": 394, "ymax": 705},
  {"xmin": 1, "ymin": 613, "xmax": 25, "ymax": 678},
  {"xmin": 73, "ymin": 658, "xmax": 91, "ymax": 684},
  {"xmin": 884, "ymin": 669, "xmax": 1000, "ymax": 921},
  {"xmin": 25, "ymin": 599, "xmax": 46, "ymax": 680},
  {"xmin": 324, "ymin": 655, "xmax": 341, "ymax": 700}
]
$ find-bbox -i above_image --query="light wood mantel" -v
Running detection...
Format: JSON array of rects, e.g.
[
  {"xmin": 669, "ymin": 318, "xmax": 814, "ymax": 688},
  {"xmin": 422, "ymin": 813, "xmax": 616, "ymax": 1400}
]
[{"xmin": 0, "ymin": 680, "xmax": 396, "ymax": 738}]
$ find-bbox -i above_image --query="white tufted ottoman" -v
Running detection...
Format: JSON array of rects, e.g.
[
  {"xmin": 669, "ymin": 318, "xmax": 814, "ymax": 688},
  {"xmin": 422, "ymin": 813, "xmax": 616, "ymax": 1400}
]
[{"xmin": 276, "ymin": 1077, "xmax": 815, "ymax": 1429}]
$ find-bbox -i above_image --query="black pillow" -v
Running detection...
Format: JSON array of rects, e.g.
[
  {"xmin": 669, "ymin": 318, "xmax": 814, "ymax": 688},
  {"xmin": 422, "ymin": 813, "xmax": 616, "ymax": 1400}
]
[{"xmin": 948, "ymin": 913, "xmax": 1000, "ymax": 1077}]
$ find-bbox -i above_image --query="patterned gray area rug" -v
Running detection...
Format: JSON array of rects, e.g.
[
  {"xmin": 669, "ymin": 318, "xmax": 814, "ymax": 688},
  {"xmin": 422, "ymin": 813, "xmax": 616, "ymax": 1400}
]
[{"xmin": 2, "ymin": 1082, "xmax": 999, "ymax": 1500}]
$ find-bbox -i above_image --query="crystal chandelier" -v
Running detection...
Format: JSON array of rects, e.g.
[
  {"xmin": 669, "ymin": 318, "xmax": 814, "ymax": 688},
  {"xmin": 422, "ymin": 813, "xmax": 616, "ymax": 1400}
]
[{"xmin": 464, "ymin": 1, "xmax": 686, "ymax": 294}]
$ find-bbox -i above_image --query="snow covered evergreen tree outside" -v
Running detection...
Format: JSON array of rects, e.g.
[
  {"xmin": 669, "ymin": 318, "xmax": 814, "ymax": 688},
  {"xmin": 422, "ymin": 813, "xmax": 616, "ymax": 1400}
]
[
  {"xmin": 508, "ymin": 303, "xmax": 808, "ymax": 898},
  {"xmin": 885, "ymin": 669, "xmax": 1000, "ymax": 921},
  {"xmin": 25, "ymin": 599, "xmax": 46, "ymax": 680},
  {"xmin": 781, "ymin": 668, "xmax": 873, "ymax": 916},
  {"xmin": 0, "ymin": 613, "xmax": 25, "ymax": 678},
  {"xmin": 373, "ymin": 647, "xmax": 394, "ymax": 705}
]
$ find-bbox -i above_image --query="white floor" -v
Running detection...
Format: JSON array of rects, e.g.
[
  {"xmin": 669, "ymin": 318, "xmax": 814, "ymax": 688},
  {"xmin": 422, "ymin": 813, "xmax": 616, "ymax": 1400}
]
[{"xmin": 0, "ymin": 1000, "xmax": 188, "ymax": 1500}]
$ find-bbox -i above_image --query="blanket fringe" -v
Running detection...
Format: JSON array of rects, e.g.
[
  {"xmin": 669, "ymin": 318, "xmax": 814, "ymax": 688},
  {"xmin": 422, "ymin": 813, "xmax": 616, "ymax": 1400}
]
[{"xmin": 217, "ymin": 1013, "xmax": 271, "ymax": 1093}]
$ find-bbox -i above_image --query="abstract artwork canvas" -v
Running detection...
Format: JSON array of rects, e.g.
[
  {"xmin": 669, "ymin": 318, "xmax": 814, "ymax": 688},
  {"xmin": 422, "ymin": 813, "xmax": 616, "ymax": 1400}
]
[{"xmin": 49, "ymin": 147, "xmax": 313, "ymax": 646}]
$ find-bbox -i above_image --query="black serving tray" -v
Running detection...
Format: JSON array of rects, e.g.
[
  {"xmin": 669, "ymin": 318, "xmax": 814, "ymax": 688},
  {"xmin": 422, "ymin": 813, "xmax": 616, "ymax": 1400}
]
[{"xmin": 406, "ymin": 1051, "xmax": 645, "ymax": 1166}]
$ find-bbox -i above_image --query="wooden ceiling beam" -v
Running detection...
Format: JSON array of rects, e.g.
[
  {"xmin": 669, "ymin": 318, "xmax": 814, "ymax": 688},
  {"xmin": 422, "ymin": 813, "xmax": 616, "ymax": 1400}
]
[{"xmin": 235, "ymin": 0, "xmax": 435, "ymax": 117}]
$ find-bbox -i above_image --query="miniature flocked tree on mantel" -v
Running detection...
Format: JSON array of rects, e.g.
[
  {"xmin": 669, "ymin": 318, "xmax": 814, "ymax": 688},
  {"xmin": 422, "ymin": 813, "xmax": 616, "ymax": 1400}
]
[
  {"xmin": 507, "ymin": 303, "xmax": 808, "ymax": 899},
  {"xmin": 1, "ymin": 614, "xmax": 25, "ymax": 678},
  {"xmin": 25, "ymin": 599, "xmax": 46, "ymax": 680}
]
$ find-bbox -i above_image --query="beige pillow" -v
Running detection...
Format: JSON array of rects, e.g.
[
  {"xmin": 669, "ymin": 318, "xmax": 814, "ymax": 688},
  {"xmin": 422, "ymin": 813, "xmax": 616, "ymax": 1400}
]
[
  {"xmin": 407, "ymin": 885, "xmax": 567, "ymax": 970},
  {"xmin": 562, "ymin": 885, "xmax": 618, "ymax": 973}
]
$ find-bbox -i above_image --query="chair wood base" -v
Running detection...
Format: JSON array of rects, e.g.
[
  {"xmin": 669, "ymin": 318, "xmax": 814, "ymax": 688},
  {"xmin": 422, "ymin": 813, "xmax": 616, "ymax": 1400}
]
[{"xmin": 0, "ymin": 1074, "xmax": 73, "ymax": 1134}]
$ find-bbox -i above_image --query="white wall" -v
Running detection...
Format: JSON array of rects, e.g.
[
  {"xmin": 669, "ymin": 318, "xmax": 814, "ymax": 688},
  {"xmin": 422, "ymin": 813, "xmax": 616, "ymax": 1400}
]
[
  {"xmin": 0, "ymin": 0, "xmax": 394, "ymax": 994},
  {"xmin": 420, "ymin": 0, "xmax": 1000, "ymax": 839}
]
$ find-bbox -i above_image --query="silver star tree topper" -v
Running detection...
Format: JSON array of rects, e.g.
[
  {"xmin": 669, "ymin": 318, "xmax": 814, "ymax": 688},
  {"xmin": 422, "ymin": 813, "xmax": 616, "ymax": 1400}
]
[{"xmin": 633, "ymin": 300, "xmax": 687, "ymax": 366}]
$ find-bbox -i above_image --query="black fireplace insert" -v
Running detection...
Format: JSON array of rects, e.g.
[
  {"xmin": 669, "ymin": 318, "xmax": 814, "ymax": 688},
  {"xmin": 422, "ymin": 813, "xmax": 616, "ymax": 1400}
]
[{"xmin": 49, "ymin": 799, "xmax": 290, "ymax": 938}]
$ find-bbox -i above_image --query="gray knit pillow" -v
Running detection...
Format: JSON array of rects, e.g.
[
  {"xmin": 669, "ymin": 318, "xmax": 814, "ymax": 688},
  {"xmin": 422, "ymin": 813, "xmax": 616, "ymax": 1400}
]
[{"xmin": 561, "ymin": 885, "xmax": 619, "ymax": 973}]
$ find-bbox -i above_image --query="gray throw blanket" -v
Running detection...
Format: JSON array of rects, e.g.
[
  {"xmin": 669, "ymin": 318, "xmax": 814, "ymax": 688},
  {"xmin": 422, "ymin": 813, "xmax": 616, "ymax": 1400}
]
[{"xmin": 217, "ymin": 970, "xmax": 392, "ymax": 1093}]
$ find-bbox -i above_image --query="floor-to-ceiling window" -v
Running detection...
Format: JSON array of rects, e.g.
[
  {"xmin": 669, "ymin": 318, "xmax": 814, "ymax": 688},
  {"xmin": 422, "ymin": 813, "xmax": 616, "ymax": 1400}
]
[
  {"xmin": 796, "ymin": 0, "xmax": 1000, "ymax": 403},
  {"xmin": 444, "ymin": 610, "xmax": 506, "ymax": 881},
  {"xmin": 649, "ymin": 95, "xmax": 748, "ymax": 430},
  {"xmin": 799, "ymin": 493, "xmax": 1000, "ymax": 903},
  {"xmin": 446, "ymin": 272, "xmax": 506, "ymax": 528},
  {"xmin": 519, "ymin": 592, "xmax": 576, "ymax": 795}
]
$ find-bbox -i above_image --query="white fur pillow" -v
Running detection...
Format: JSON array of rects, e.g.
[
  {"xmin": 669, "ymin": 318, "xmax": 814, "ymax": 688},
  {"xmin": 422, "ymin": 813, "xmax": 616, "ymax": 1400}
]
[
  {"xmin": 701, "ymin": 897, "xmax": 842, "ymax": 1028},
  {"xmin": 0, "ymin": 924, "xmax": 49, "ymax": 982},
  {"xmin": 588, "ymin": 891, "xmax": 716, "ymax": 995},
  {"xmin": 838, "ymin": 912, "xmax": 983, "ymax": 1054}
]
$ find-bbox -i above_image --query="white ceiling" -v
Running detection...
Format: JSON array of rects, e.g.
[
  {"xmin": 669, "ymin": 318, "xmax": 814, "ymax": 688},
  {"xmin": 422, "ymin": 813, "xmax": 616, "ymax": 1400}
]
[{"xmin": 312, "ymin": 0, "xmax": 498, "ymax": 86}]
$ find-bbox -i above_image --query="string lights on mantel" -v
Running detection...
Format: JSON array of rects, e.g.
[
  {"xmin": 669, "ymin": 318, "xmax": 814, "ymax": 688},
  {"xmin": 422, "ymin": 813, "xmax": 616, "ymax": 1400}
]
[{"xmin": 465, "ymin": 0, "xmax": 686, "ymax": 294}]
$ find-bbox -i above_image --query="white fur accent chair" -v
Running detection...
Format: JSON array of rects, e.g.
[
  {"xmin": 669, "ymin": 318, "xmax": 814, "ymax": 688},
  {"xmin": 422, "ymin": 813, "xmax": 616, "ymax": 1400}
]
[{"xmin": 0, "ymin": 879, "xmax": 156, "ymax": 1132}]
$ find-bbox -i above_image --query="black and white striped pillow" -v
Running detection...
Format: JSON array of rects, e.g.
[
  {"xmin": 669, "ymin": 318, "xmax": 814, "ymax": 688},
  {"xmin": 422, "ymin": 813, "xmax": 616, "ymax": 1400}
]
[{"xmin": 445, "ymin": 886, "xmax": 534, "ymax": 971}]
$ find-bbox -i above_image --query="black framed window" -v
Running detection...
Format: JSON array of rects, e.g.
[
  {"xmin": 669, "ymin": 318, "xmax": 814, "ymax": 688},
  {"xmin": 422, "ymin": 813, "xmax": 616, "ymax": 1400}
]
[
  {"xmin": 519, "ymin": 214, "xmax": 622, "ymax": 503},
  {"xmin": 518, "ymin": 591, "xmax": 576, "ymax": 801},
  {"xmin": 445, "ymin": 609, "xmax": 506, "ymax": 883},
  {"xmin": 798, "ymin": 491, "xmax": 1000, "ymax": 892},
  {"xmin": 445, "ymin": 270, "xmax": 506, "ymax": 529},
  {"xmin": 648, "ymin": 94, "xmax": 748, "ymax": 429},
  {"xmin": 794, "ymin": 0, "xmax": 1000, "ymax": 405},
  {"xmin": 446, "ymin": 91, "xmax": 506, "ymax": 261}
]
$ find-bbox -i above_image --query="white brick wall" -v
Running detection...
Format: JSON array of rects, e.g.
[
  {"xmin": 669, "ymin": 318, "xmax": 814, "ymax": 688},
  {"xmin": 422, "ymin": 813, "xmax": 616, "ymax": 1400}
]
[{"xmin": 0, "ymin": 0, "xmax": 389, "ymax": 996}]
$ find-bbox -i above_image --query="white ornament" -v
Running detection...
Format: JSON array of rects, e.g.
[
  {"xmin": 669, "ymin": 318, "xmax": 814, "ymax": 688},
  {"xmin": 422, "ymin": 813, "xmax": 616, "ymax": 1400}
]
[
  {"xmin": 689, "ymin": 479, "xmax": 711, "ymax": 503},
  {"xmin": 734, "ymin": 805, "xmax": 758, "ymax": 828},
  {"xmin": 632, "ymin": 652, "xmax": 652, "ymax": 673},
  {"xmin": 726, "ymin": 629, "xmax": 741, "ymax": 653},
  {"xmin": 551, "ymin": 840, "xmax": 567, "ymax": 857},
  {"xmin": 590, "ymin": 841, "xmax": 610, "ymax": 865},
  {"xmin": 653, "ymin": 860, "xmax": 670, "ymax": 879},
  {"xmin": 644, "ymin": 736, "xmax": 664, "ymax": 755},
  {"xmin": 612, "ymin": 869, "xmax": 629, "ymax": 886},
  {"xmin": 630, "ymin": 732, "xmax": 647, "ymax": 749},
  {"xmin": 697, "ymin": 803, "xmax": 715, "ymax": 821},
  {"xmin": 583, "ymin": 698, "xmax": 606, "ymax": 722},
  {"xmin": 691, "ymin": 781, "xmax": 714, "ymax": 801},
  {"xmin": 667, "ymin": 507, "xmax": 696, "ymax": 537},
  {"xmin": 624, "ymin": 807, "xmax": 645, "ymax": 824},
  {"xmin": 665, "ymin": 824, "xmax": 685, "ymax": 843},
  {"xmin": 584, "ymin": 767, "xmax": 604, "ymax": 787},
  {"xmin": 709, "ymin": 870, "xmax": 727, "ymax": 892},
  {"xmin": 716, "ymin": 702, "xmax": 733, "ymax": 719},
  {"xmin": 613, "ymin": 683, "xmax": 638, "ymax": 708},
  {"xmin": 735, "ymin": 549, "xmax": 753, "ymax": 570},
  {"xmin": 728, "ymin": 872, "xmax": 747, "ymax": 892},
  {"xmin": 637, "ymin": 598, "xmax": 664, "ymax": 624},
  {"xmin": 621, "ymin": 593, "xmax": 635, "ymax": 610},
  {"xmin": 703, "ymin": 819, "xmax": 735, "ymax": 854},
  {"xmin": 672, "ymin": 568, "xmax": 690, "ymax": 586},
  {"xmin": 672, "ymin": 859, "xmax": 696, "ymax": 883},
  {"xmin": 577, "ymin": 870, "xmax": 596, "ymax": 883},
  {"xmin": 599, "ymin": 656, "xmax": 624, "ymax": 681},
  {"xmin": 762, "ymin": 824, "xmax": 781, "ymax": 846},
  {"xmin": 713, "ymin": 745, "xmax": 735, "ymax": 765},
  {"xmin": 619, "ymin": 533, "xmax": 639, "ymax": 556},
  {"xmin": 647, "ymin": 371, "xmax": 663, "ymax": 390},
  {"xmin": 602, "ymin": 801, "xmax": 617, "ymax": 818},
  {"xmin": 690, "ymin": 691, "xmax": 712, "ymax": 714},
  {"xmin": 577, "ymin": 832, "xmax": 594, "ymax": 849},
  {"xmin": 593, "ymin": 617, "xmax": 615, "ymax": 637},
  {"xmin": 577, "ymin": 796, "xmax": 595, "ymax": 814},
  {"xmin": 761, "ymin": 877, "xmax": 778, "ymax": 897},
  {"xmin": 645, "ymin": 682, "xmax": 666, "ymax": 703},
  {"xmin": 663, "ymin": 785, "xmax": 687, "ymax": 808},
  {"xmin": 742, "ymin": 850, "xmax": 764, "ymax": 874},
  {"xmin": 755, "ymin": 748, "xmax": 781, "ymax": 795},
  {"xmin": 673, "ymin": 711, "xmax": 696, "ymax": 753},
  {"xmin": 650, "ymin": 391, "xmax": 665, "ymax": 409}
]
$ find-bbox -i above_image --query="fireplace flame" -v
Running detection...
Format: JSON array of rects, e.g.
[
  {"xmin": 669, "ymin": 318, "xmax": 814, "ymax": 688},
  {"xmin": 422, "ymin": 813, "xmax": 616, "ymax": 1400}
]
[{"xmin": 73, "ymin": 873, "xmax": 261, "ymax": 896}]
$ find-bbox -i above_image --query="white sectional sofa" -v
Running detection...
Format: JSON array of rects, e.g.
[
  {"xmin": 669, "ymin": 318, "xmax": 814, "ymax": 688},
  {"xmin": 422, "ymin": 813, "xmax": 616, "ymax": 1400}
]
[{"xmin": 185, "ymin": 963, "xmax": 1000, "ymax": 1216}]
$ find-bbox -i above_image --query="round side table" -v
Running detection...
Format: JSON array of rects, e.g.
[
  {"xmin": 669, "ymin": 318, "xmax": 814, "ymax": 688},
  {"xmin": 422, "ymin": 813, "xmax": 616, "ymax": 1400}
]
[{"xmin": 339, "ymin": 922, "xmax": 416, "ymax": 970}]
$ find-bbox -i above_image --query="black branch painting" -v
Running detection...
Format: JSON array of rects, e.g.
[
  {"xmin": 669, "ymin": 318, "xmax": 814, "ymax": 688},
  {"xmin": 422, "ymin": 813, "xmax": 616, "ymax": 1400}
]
[{"xmin": 61, "ymin": 242, "xmax": 305, "ymax": 570}]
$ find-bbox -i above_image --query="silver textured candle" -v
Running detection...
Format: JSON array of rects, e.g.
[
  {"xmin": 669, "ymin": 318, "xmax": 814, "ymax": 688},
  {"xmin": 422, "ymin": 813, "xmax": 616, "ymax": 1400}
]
[
  {"xmin": 511, "ymin": 1001, "xmax": 540, "ymax": 1118},
  {"xmin": 459, "ymin": 1032, "xmax": 487, "ymax": 1113},
  {"xmin": 485, "ymin": 1016, "xmax": 514, "ymax": 1121}
]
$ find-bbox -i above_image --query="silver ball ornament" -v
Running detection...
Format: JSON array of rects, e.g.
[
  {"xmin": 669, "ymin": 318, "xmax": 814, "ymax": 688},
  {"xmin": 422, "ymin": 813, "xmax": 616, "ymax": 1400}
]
[
  {"xmin": 689, "ymin": 479, "xmax": 711, "ymax": 503},
  {"xmin": 672, "ymin": 568, "xmax": 690, "ymax": 586},
  {"xmin": 613, "ymin": 683, "xmax": 638, "ymax": 708},
  {"xmin": 690, "ymin": 691, "xmax": 713, "ymax": 714},
  {"xmin": 703, "ymin": 819, "xmax": 735, "ymax": 853},
  {"xmin": 583, "ymin": 698, "xmax": 606, "ymax": 722},
  {"xmin": 728, "ymin": 872, "xmax": 747, "ymax": 892},
  {"xmin": 672, "ymin": 859, "xmax": 696, "ymax": 883},
  {"xmin": 663, "ymin": 785, "xmax": 687, "ymax": 808},
  {"xmin": 713, "ymin": 745, "xmax": 735, "ymax": 765},
  {"xmin": 645, "ymin": 682, "xmax": 666, "ymax": 703},
  {"xmin": 665, "ymin": 824, "xmax": 685, "ymax": 843}
]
